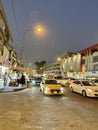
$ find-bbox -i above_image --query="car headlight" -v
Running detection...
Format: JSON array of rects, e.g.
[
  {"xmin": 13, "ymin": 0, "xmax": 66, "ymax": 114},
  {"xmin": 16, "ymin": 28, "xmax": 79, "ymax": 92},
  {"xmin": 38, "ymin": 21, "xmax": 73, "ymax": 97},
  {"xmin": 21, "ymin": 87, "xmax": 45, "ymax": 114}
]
[
  {"xmin": 87, "ymin": 89, "xmax": 93, "ymax": 92},
  {"xmin": 32, "ymin": 81, "xmax": 35, "ymax": 83},
  {"xmin": 60, "ymin": 87, "xmax": 64, "ymax": 91},
  {"xmin": 45, "ymin": 87, "xmax": 49, "ymax": 91}
]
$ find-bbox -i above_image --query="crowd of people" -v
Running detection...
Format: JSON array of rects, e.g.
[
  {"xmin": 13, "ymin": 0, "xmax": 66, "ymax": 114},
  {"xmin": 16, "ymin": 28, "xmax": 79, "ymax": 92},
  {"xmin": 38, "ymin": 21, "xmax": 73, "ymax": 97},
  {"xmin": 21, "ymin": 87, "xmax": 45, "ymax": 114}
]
[{"xmin": 3, "ymin": 71, "xmax": 26, "ymax": 87}]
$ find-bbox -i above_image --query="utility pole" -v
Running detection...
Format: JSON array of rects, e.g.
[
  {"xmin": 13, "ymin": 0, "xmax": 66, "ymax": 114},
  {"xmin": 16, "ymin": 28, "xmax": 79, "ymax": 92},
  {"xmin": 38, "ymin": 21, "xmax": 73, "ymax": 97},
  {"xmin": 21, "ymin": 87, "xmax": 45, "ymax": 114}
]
[
  {"xmin": 19, "ymin": 26, "xmax": 44, "ymax": 67},
  {"xmin": 19, "ymin": 45, "xmax": 24, "ymax": 67}
]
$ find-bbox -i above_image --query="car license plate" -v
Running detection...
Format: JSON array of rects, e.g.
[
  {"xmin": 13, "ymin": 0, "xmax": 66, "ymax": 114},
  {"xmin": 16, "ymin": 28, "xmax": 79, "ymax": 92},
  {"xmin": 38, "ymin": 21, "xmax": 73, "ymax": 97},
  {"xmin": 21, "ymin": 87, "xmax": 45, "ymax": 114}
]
[{"xmin": 54, "ymin": 91, "xmax": 57, "ymax": 94}]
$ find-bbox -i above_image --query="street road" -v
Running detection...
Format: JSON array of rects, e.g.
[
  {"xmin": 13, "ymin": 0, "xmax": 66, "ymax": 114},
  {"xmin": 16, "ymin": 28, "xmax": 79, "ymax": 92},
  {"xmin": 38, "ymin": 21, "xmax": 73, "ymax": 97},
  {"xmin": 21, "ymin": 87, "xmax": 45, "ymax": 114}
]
[{"xmin": 0, "ymin": 85, "xmax": 98, "ymax": 130}]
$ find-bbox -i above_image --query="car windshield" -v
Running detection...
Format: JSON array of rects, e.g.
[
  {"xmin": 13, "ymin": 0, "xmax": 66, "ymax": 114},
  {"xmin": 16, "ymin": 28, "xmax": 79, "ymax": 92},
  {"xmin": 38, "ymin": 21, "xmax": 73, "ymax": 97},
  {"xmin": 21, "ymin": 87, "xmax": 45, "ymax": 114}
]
[
  {"xmin": 32, "ymin": 77, "xmax": 42, "ymax": 80},
  {"xmin": 45, "ymin": 80, "xmax": 58, "ymax": 84},
  {"xmin": 54, "ymin": 76, "xmax": 63, "ymax": 79},
  {"xmin": 94, "ymin": 79, "xmax": 98, "ymax": 83},
  {"xmin": 81, "ymin": 81, "xmax": 96, "ymax": 86}
]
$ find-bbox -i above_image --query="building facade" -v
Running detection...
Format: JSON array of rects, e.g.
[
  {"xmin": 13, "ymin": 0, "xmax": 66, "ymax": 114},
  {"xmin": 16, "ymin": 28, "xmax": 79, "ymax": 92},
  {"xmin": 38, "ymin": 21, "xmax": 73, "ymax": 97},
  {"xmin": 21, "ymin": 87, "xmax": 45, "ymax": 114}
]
[
  {"xmin": 79, "ymin": 43, "xmax": 98, "ymax": 73},
  {"xmin": 44, "ymin": 62, "xmax": 61, "ymax": 77},
  {"xmin": 0, "ymin": 0, "xmax": 17, "ymax": 77},
  {"xmin": 60, "ymin": 44, "xmax": 98, "ymax": 78},
  {"xmin": 60, "ymin": 52, "xmax": 81, "ymax": 77}
]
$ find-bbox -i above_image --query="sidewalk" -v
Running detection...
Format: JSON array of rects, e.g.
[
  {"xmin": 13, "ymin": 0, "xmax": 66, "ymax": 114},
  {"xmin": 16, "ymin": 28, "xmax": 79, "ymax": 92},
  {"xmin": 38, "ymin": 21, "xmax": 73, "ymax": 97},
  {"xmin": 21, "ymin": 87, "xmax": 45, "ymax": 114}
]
[{"xmin": 0, "ymin": 85, "xmax": 27, "ymax": 93}]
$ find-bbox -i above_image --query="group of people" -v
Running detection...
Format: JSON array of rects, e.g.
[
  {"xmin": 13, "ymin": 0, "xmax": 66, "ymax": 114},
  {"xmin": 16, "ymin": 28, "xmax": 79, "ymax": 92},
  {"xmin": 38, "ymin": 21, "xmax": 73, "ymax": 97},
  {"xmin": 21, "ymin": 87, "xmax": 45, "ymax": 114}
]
[{"xmin": 4, "ymin": 72, "xmax": 26, "ymax": 87}]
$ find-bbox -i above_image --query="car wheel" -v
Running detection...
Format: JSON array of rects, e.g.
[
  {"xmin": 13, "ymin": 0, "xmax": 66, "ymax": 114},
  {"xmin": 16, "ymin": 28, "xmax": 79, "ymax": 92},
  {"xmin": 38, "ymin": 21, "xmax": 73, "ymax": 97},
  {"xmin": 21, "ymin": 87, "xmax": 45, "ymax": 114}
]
[
  {"xmin": 82, "ymin": 90, "xmax": 87, "ymax": 97},
  {"xmin": 70, "ymin": 87, "xmax": 73, "ymax": 92}
]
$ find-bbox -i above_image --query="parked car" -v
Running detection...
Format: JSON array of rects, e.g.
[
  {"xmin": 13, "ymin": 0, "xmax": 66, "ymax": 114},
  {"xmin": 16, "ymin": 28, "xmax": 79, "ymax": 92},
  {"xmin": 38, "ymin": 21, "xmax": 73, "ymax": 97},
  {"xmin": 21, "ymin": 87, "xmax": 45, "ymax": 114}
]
[
  {"xmin": 54, "ymin": 76, "xmax": 67, "ymax": 86},
  {"xmin": 92, "ymin": 79, "xmax": 98, "ymax": 86},
  {"xmin": 27, "ymin": 75, "xmax": 33, "ymax": 83},
  {"xmin": 69, "ymin": 80, "xmax": 98, "ymax": 97},
  {"xmin": 66, "ymin": 77, "xmax": 76, "ymax": 86},
  {"xmin": 40, "ymin": 79, "xmax": 64, "ymax": 95},
  {"xmin": 32, "ymin": 76, "xmax": 42, "ymax": 86}
]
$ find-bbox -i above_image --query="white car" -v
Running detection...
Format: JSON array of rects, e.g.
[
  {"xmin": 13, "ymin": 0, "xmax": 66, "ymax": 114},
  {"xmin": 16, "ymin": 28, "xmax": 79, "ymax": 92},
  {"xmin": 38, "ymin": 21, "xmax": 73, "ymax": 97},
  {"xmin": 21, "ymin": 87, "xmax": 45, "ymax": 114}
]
[
  {"xmin": 54, "ymin": 76, "xmax": 68, "ymax": 86},
  {"xmin": 40, "ymin": 79, "xmax": 64, "ymax": 95},
  {"xmin": 69, "ymin": 80, "xmax": 98, "ymax": 97},
  {"xmin": 92, "ymin": 79, "xmax": 98, "ymax": 86}
]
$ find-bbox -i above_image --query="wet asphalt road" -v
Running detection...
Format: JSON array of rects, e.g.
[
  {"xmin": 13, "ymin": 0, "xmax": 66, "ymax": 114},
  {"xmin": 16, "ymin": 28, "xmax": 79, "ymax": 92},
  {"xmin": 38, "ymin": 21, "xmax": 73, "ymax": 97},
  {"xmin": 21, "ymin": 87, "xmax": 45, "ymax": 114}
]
[{"xmin": 0, "ymin": 85, "xmax": 98, "ymax": 130}]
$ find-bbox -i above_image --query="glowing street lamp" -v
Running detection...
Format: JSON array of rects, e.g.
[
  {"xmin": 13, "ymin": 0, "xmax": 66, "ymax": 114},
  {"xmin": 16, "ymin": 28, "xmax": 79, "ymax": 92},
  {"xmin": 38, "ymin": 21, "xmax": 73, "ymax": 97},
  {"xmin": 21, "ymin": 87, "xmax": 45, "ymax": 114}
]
[
  {"xmin": 20, "ymin": 25, "xmax": 45, "ymax": 66},
  {"xmin": 23, "ymin": 26, "xmax": 43, "ymax": 40},
  {"xmin": 37, "ymin": 28, "xmax": 41, "ymax": 32},
  {"xmin": 34, "ymin": 25, "xmax": 45, "ymax": 35}
]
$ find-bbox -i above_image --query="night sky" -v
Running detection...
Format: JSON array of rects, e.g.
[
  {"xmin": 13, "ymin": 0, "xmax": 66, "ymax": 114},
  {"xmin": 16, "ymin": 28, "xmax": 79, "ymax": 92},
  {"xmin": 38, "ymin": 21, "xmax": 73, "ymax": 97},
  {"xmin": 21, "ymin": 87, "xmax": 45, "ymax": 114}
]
[{"xmin": 1, "ymin": 0, "xmax": 98, "ymax": 67}]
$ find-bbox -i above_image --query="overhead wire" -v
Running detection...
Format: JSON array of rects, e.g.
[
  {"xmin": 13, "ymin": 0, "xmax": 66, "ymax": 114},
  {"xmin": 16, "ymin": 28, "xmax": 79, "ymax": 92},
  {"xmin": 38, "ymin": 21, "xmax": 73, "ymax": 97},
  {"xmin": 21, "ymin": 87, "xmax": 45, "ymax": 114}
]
[
  {"xmin": 10, "ymin": 0, "xmax": 21, "ymax": 40},
  {"xmin": 10, "ymin": 0, "xmax": 23, "ymax": 60},
  {"xmin": 11, "ymin": 0, "xmax": 25, "ymax": 64}
]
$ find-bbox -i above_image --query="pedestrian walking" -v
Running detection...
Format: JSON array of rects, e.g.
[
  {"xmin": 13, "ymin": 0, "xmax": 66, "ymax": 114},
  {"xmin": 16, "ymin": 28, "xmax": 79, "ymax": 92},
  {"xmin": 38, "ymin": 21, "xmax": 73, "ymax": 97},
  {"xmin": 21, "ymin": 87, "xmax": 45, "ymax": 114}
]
[
  {"xmin": 4, "ymin": 72, "xmax": 10, "ymax": 86},
  {"xmin": 17, "ymin": 73, "xmax": 21, "ymax": 86},
  {"xmin": 19, "ymin": 73, "xmax": 26, "ymax": 87}
]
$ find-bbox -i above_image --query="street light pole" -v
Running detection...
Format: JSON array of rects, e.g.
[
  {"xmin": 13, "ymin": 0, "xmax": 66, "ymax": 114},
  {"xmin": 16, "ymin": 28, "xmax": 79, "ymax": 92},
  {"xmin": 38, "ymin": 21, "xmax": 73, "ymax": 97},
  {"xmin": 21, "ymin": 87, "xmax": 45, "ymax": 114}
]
[
  {"xmin": 19, "ymin": 26, "xmax": 43, "ymax": 67},
  {"xmin": 20, "ymin": 29, "xmax": 34, "ymax": 66}
]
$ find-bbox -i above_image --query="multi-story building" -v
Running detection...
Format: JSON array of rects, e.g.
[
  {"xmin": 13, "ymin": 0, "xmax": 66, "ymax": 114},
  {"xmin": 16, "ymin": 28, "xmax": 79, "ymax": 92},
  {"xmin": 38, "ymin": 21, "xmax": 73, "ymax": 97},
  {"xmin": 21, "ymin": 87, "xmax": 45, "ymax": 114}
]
[
  {"xmin": 44, "ymin": 44, "xmax": 98, "ymax": 78},
  {"xmin": 60, "ymin": 52, "xmax": 81, "ymax": 77},
  {"xmin": 44, "ymin": 62, "xmax": 61, "ymax": 77},
  {"xmin": 60, "ymin": 44, "xmax": 98, "ymax": 78},
  {"xmin": 0, "ymin": 0, "xmax": 17, "ymax": 76},
  {"xmin": 44, "ymin": 52, "xmax": 80, "ymax": 78},
  {"xmin": 79, "ymin": 43, "xmax": 98, "ymax": 73}
]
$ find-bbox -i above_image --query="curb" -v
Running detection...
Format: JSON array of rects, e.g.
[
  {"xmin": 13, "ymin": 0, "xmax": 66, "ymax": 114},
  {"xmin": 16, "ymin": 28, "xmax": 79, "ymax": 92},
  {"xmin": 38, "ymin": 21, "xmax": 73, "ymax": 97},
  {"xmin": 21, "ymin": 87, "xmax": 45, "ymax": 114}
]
[
  {"xmin": 0, "ymin": 86, "xmax": 27, "ymax": 93},
  {"xmin": 13, "ymin": 86, "xmax": 27, "ymax": 91},
  {"xmin": 0, "ymin": 89, "xmax": 13, "ymax": 93}
]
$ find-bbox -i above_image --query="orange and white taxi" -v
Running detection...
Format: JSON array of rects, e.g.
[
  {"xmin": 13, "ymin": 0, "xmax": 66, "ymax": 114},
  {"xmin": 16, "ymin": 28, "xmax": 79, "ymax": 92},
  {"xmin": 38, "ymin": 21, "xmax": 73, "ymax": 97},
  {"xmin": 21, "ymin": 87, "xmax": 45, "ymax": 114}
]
[{"xmin": 40, "ymin": 79, "xmax": 64, "ymax": 95}]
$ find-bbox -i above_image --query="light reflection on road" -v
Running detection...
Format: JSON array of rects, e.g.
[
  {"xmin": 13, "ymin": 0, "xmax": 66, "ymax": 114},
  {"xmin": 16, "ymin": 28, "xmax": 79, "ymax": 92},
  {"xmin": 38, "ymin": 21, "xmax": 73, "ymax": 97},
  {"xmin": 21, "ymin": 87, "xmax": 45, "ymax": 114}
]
[{"xmin": 0, "ymin": 86, "xmax": 98, "ymax": 129}]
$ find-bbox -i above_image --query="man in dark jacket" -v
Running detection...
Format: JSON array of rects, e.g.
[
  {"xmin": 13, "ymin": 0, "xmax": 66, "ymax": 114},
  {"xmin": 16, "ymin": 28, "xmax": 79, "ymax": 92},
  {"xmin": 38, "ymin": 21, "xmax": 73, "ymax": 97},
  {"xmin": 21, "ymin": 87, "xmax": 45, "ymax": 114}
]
[{"xmin": 20, "ymin": 73, "xmax": 26, "ymax": 86}]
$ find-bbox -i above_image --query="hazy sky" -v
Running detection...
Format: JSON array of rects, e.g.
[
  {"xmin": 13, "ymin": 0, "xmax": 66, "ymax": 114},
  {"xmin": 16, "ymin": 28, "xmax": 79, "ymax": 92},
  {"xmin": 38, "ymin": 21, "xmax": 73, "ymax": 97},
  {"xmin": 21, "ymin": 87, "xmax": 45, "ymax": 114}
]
[{"xmin": 1, "ymin": 0, "xmax": 98, "ymax": 66}]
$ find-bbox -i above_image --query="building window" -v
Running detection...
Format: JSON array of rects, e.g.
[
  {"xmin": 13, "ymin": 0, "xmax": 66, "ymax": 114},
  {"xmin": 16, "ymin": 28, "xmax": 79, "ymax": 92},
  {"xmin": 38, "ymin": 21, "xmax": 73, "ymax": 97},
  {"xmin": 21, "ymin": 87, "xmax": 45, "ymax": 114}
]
[
  {"xmin": 93, "ymin": 56, "xmax": 98, "ymax": 62},
  {"xmin": 93, "ymin": 64, "xmax": 98, "ymax": 71},
  {"xmin": 82, "ymin": 59, "xmax": 85, "ymax": 64}
]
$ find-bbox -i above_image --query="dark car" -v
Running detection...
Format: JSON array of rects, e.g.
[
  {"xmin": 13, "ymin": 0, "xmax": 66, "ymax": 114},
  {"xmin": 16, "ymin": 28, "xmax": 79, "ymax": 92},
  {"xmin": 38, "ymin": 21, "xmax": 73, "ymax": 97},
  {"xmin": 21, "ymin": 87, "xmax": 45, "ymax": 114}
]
[
  {"xmin": 27, "ymin": 76, "xmax": 33, "ymax": 83},
  {"xmin": 32, "ymin": 77, "xmax": 42, "ymax": 86}
]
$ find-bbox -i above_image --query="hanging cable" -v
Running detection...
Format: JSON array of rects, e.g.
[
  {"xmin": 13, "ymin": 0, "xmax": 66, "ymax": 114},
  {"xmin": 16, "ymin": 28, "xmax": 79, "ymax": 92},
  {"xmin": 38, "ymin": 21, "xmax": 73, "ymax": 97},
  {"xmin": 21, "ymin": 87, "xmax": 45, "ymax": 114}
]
[
  {"xmin": 10, "ymin": 0, "xmax": 21, "ymax": 41},
  {"xmin": 10, "ymin": 0, "xmax": 23, "ymax": 62}
]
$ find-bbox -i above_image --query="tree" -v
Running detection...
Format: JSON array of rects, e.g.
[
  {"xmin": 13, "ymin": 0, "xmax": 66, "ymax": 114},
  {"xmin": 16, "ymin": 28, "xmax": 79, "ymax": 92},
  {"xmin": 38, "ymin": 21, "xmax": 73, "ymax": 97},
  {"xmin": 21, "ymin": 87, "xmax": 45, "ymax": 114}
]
[{"xmin": 34, "ymin": 60, "xmax": 46, "ymax": 74}]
